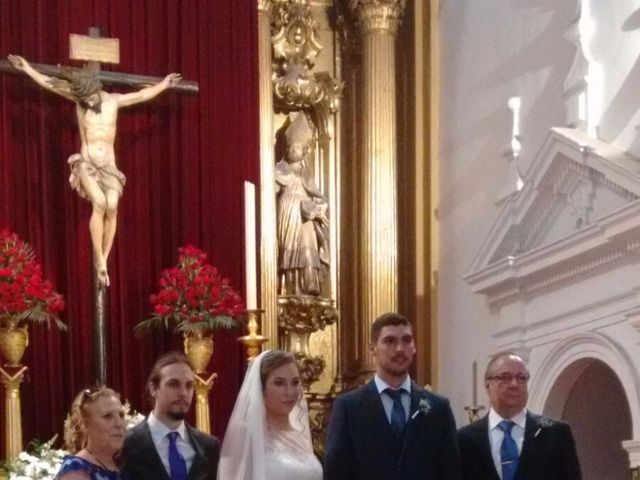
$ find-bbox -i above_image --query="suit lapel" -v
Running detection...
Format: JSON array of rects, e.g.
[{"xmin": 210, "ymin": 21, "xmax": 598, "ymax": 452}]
[
  {"xmin": 515, "ymin": 412, "xmax": 540, "ymax": 480},
  {"xmin": 362, "ymin": 380, "xmax": 398, "ymax": 440},
  {"xmin": 186, "ymin": 424, "xmax": 209, "ymax": 480},
  {"xmin": 408, "ymin": 383, "xmax": 421, "ymax": 419},
  {"xmin": 404, "ymin": 384, "xmax": 424, "ymax": 436},
  {"xmin": 138, "ymin": 420, "xmax": 172, "ymax": 480},
  {"xmin": 398, "ymin": 382, "xmax": 441, "ymax": 470},
  {"xmin": 475, "ymin": 416, "xmax": 501, "ymax": 480},
  {"xmin": 398, "ymin": 383, "xmax": 422, "ymax": 465}
]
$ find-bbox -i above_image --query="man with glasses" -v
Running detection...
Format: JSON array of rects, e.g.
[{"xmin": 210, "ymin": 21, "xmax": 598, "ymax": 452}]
[{"xmin": 457, "ymin": 352, "xmax": 582, "ymax": 480}]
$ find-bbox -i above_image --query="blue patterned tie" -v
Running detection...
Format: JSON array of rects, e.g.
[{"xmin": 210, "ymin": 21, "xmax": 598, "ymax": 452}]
[
  {"xmin": 385, "ymin": 388, "xmax": 407, "ymax": 438},
  {"xmin": 498, "ymin": 420, "xmax": 519, "ymax": 480},
  {"xmin": 167, "ymin": 431, "xmax": 188, "ymax": 480}
]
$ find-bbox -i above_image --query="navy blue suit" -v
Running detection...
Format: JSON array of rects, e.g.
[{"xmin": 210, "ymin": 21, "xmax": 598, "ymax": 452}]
[
  {"xmin": 457, "ymin": 412, "xmax": 582, "ymax": 480},
  {"xmin": 324, "ymin": 380, "xmax": 462, "ymax": 480}
]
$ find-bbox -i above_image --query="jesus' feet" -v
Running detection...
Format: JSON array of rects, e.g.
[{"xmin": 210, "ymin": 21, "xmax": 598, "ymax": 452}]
[{"xmin": 96, "ymin": 263, "xmax": 110, "ymax": 288}]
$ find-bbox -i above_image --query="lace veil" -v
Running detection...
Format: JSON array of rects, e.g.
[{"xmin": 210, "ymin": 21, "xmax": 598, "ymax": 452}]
[{"xmin": 218, "ymin": 350, "xmax": 314, "ymax": 480}]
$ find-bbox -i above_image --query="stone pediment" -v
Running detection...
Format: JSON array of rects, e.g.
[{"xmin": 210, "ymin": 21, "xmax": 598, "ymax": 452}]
[{"xmin": 465, "ymin": 128, "xmax": 640, "ymax": 299}]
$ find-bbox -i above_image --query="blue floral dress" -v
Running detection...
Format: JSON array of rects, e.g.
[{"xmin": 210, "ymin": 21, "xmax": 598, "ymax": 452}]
[{"xmin": 56, "ymin": 455, "xmax": 129, "ymax": 480}]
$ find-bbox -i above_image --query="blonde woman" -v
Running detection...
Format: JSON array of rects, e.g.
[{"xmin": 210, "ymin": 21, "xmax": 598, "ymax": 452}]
[{"xmin": 56, "ymin": 386, "xmax": 128, "ymax": 480}]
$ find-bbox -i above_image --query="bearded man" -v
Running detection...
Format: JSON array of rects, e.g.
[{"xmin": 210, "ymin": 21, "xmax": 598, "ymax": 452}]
[{"xmin": 122, "ymin": 352, "xmax": 219, "ymax": 480}]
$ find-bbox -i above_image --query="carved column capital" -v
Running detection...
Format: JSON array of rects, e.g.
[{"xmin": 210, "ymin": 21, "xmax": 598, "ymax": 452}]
[
  {"xmin": 257, "ymin": 0, "xmax": 273, "ymax": 15},
  {"xmin": 349, "ymin": 0, "xmax": 406, "ymax": 35}
]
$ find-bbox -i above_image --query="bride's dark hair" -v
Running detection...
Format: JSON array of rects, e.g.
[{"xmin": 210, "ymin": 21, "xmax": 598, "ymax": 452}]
[{"xmin": 259, "ymin": 350, "xmax": 297, "ymax": 388}]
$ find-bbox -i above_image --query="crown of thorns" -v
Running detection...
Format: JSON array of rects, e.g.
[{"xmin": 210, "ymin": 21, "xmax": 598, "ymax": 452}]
[{"xmin": 59, "ymin": 66, "xmax": 103, "ymax": 100}]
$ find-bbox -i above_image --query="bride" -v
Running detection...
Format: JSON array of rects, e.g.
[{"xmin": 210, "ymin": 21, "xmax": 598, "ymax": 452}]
[{"xmin": 219, "ymin": 350, "xmax": 322, "ymax": 480}]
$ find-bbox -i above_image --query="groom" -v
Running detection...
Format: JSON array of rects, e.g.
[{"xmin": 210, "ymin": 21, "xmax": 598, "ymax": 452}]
[{"xmin": 324, "ymin": 313, "xmax": 462, "ymax": 480}]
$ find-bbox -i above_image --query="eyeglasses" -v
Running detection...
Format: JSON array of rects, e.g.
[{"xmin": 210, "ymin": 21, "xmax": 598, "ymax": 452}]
[{"xmin": 486, "ymin": 373, "xmax": 530, "ymax": 384}]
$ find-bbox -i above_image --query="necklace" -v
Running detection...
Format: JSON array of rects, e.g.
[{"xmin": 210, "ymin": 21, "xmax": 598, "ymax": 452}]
[{"xmin": 85, "ymin": 448, "xmax": 116, "ymax": 471}]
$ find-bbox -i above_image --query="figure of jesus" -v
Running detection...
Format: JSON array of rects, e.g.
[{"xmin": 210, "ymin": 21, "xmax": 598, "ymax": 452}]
[{"xmin": 8, "ymin": 54, "xmax": 181, "ymax": 287}]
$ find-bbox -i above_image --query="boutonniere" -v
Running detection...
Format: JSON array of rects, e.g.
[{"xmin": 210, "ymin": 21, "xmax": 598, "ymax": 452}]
[
  {"xmin": 411, "ymin": 396, "xmax": 432, "ymax": 420},
  {"xmin": 534, "ymin": 417, "xmax": 554, "ymax": 437}
]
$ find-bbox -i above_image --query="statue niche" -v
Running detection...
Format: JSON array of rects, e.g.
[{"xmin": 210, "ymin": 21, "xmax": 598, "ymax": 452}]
[
  {"xmin": 270, "ymin": 0, "xmax": 341, "ymax": 401},
  {"xmin": 275, "ymin": 112, "xmax": 329, "ymax": 297}
]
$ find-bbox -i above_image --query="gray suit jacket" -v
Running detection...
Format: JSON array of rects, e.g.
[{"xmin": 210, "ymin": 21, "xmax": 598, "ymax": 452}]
[{"xmin": 122, "ymin": 419, "xmax": 219, "ymax": 480}]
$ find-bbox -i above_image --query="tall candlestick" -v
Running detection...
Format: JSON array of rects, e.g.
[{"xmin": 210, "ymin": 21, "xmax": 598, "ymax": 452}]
[
  {"xmin": 244, "ymin": 181, "xmax": 257, "ymax": 310},
  {"xmin": 472, "ymin": 360, "xmax": 478, "ymax": 405}
]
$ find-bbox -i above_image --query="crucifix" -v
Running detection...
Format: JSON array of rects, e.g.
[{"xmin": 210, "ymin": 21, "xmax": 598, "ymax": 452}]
[{"xmin": 2, "ymin": 28, "xmax": 198, "ymax": 383}]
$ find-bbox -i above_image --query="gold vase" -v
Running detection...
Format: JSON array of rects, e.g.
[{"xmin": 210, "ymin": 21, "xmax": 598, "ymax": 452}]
[
  {"xmin": 0, "ymin": 319, "xmax": 29, "ymax": 367},
  {"xmin": 184, "ymin": 330, "xmax": 214, "ymax": 374}
]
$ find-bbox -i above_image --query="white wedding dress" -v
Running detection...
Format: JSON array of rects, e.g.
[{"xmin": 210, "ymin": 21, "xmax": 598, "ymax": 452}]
[
  {"xmin": 265, "ymin": 428, "xmax": 322, "ymax": 480},
  {"xmin": 219, "ymin": 351, "xmax": 323, "ymax": 480}
]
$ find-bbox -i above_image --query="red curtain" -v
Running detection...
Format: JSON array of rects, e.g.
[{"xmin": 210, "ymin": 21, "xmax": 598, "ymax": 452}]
[{"xmin": 0, "ymin": 0, "xmax": 259, "ymax": 448}]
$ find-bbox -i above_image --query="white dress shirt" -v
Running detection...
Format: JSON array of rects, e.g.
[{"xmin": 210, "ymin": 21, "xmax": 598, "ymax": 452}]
[
  {"xmin": 488, "ymin": 407, "xmax": 527, "ymax": 480},
  {"xmin": 148, "ymin": 412, "xmax": 196, "ymax": 475},
  {"xmin": 374, "ymin": 374, "xmax": 412, "ymax": 423}
]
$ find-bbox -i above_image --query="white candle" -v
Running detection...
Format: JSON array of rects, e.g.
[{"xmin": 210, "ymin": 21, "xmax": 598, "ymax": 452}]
[
  {"xmin": 472, "ymin": 360, "xmax": 478, "ymax": 405},
  {"xmin": 244, "ymin": 181, "xmax": 257, "ymax": 310}
]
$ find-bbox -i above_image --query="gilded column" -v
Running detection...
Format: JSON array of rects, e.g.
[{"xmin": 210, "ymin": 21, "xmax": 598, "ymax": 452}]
[
  {"xmin": 351, "ymin": 0, "xmax": 406, "ymax": 360},
  {"xmin": 193, "ymin": 373, "xmax": 216, "ymax": 434},
  {"xmin": 0, "ymin": 366, "xmax": 27, "ymax": 459},
  {"xmin": 257, "ymin": 0, "xmax": 278, "ymax": 346}
]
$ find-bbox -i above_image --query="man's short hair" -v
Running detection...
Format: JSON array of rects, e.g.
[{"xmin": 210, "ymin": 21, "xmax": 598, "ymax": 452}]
[
  {"xmin": 484, "ymin": 351, "xmax": 528, "ymax": 380},
  {"xmin": 371, "ymin": 312, "xmax": 412, "ymax": 342},
  {"xmin": 146, "ymin": 351, "xmax": 192, "ymax": 398}
]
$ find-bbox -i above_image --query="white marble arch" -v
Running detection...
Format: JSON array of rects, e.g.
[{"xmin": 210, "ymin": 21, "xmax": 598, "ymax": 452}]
[
  {"xmin": 465, "ymin": 126, "xmax": 640, "ymax": 469},
  {"xmin": 528, "ymin": 332, "xmax": 640, "ymax": 440}
]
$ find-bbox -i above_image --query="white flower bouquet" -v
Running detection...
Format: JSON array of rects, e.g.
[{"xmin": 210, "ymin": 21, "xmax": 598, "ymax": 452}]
[{"xmin": 0, "ymin": 436, "xmax": 66, "ymax": 480}]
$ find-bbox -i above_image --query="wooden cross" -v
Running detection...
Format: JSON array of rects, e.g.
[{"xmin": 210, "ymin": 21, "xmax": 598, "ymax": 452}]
[
  {"xmin": 2, "ymin": 28, "xmax": 199, "ymax": 384},
  {"xmin": 0, "ymin": 27, "xmax": 198, "ymax": 93}
]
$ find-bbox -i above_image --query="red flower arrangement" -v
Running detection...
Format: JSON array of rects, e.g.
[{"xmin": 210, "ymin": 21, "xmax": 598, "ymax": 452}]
[
  {"xmin": 135, "ymin": 245, "xmax": 245, "ymax": 334},
  {"xmin": 0, "ymin": 229, "xmax": 65, "ymax": 329}
]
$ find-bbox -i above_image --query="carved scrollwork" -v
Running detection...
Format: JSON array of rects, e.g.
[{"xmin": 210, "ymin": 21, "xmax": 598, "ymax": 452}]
[
  {"xmin": 273, "ymin": 66, "xmax": 344, "ymax": 112},
  {"xmin": 272, "ymin": 1, "xmax": 322, "ymax": 65},
  {"xmin": 306, "ymin": 393, "xmax": 333, "ymax": 460},
  {"xmin": 295, "ymin": 351, "xmax": 326, "ymax": 387},
  {"xmin": 315, "ymin": 72, "xmax": 343, "ymax": 114},
  {"xmin": 271, "ymin": 0, "xmax": 344, "ymax": 111},
  {"xmin": 273, "ymin": 63, "xmax": 324, "ymax": 108},
  {"xmin": 278, "ymin": 296, "xmax": 337, "ymax": 387},
  {"xmin": 277, "ymin": 295, "xmax": 338, "ymax": 333}
]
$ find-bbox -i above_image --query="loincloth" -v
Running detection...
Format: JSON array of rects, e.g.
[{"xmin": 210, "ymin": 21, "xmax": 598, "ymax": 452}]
[{"xmin": 68, "ymin": 153, "xmax": 126, "ymax": 199}]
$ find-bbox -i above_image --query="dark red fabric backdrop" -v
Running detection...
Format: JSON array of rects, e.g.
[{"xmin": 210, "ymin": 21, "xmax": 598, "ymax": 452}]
[{"xmin": 0, "ymin": 0, "xmax": 259, "ymax": 450}]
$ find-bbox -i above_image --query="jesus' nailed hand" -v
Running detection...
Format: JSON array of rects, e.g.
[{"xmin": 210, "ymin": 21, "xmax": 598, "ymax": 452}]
[{"xmin": 8, "ymin": 54, "xmax": 181, "ymax": 288}]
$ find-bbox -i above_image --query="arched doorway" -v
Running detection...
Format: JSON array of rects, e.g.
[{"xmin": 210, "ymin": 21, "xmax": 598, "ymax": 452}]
[{"xmin": 543, "ymin": 358, "xmax": 631, "ymax": 480}]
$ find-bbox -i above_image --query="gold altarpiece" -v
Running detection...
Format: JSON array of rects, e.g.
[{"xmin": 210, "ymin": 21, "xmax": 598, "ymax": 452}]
[{"xmin": 256, "ymin": 0, "xmax": 435, "ymax": 448}]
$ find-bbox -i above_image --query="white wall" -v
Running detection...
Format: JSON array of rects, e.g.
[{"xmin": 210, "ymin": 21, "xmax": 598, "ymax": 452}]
[
  {"xmin": 437, "ymin": 0, "xmax": 640, "ymax": 425},
  {"xmin": 587, "ymin": 2, "xmax": 640, "ymax": 153}
]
